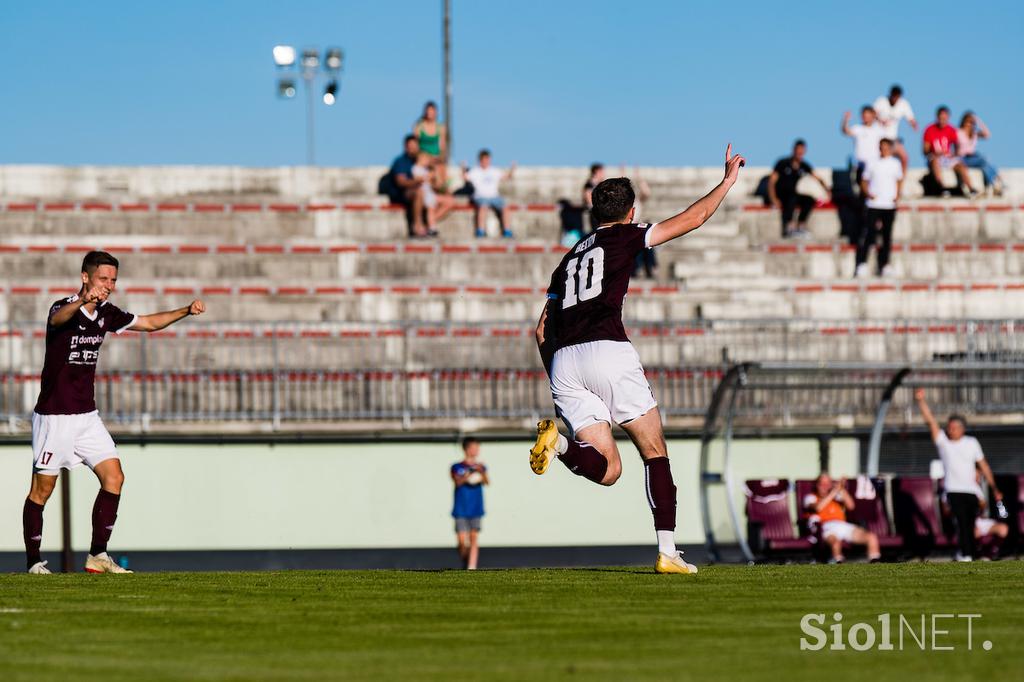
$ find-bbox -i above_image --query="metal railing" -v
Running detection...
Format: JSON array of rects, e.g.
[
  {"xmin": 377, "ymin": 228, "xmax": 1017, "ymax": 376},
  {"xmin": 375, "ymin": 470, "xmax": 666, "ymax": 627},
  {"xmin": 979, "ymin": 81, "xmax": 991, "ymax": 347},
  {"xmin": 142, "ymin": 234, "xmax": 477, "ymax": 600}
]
[{"xmin": 1, "ymin": 319, "xmax": 1022, "ymax": 432}]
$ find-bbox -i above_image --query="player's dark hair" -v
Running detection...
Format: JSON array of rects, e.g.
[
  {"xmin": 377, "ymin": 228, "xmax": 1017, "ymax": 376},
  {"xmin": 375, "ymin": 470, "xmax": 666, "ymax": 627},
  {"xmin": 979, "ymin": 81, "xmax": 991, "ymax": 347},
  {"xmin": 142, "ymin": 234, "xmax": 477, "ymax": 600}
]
[
  {"xmin": 81, "ymin": 250, "xmax": 119, "ymax": 274},
  {"xmin": 793, "ymin": 138, "xmax": 807, "ymax": 149},
  {"xmin": 890, "ymin": 84, "xmax": 902, "ymax": 97},
  {"xmin": 461, "ymin": 436, "xmax": 480, "ymax": 451},
  {"xmin": 861, "ymin": 105, "xmax": 875, "ymax": 115},
  {"xmin": 880, "ymin": 137, "xmax": 894, "ymax": 147},
  {"xmin": 591, "ymin": 177, "xmax": 635, "ymax": 226},
  {"xmin": 478, "ymin": 149, "xmax": 491, "ymax": 159},
  {"xmin": 948, "ymin": 414, "xmax": 967, "ymax": 428},
  {"xmin": 936, "ymin": 105, "xmax": 950, "ymax": 117}
]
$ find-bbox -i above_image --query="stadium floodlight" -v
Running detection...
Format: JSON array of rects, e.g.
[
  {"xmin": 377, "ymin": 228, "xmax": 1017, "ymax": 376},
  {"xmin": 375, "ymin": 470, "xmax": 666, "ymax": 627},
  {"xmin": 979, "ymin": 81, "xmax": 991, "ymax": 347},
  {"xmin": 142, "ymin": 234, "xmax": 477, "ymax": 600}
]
[
  {"xmin": 323, "ymin": 80, "xmax": 338, "ymax": 105},
  {"xmin": 272, "ymin": 45, "xmax": 296, "ymax": 68},
  {"xmin": 277, "ymin": 78, "xmax": 296, "ymax": 99},
  {"xmin": 301, "ymin": 48, "xmax": 320, "ymax": 70},
  {"xmin": 324, "ymin": 48, "xmax": 343, "ymax": 72}
]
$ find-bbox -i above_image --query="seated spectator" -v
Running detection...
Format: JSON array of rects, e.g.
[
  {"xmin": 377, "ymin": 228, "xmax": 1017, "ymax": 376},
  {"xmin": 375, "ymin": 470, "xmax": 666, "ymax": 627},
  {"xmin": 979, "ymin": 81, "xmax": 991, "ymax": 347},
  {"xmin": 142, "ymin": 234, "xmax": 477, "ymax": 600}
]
[
  {"xmin": 841, "ymin": 106, "xmax": 884, "ymax": 180},
  {"xmin": 582, "ymin": 164, "xmax": 606, "ymax": 232},
  {"xmin": 413, "ymin": 101, "xmax": 449, "ymax": 189},
  {"xmin": 958, "ymin": 112, "xmax": 1004, "ymax": 196},
  {"xmin": 803, "ymin": 473, "xmax": 881, "ymax": 563},
  {"xmin": 412, "ymin": 153, "xmax": 456, "ymax": 237},
  {"xmin": 873, "ymin": 85, "xmax": 918, "ymax": 171},
  {"xmin": 463, "ymin": 150, "xmax": 515, "ymax": 239},
  {"xmin": 558, "ymin": 199, "xmax": 585, "ymax": 248},
  {"xmin": 923, "ymin": 106, "xmax": 977, "ymax": 196},
  {"xmin": 388, "ymin": 135, "xmax": 428, "ymax": 237},
  {"xmin": 768, "ymin": 139, "xmax": 831, "ymax": 238},
  {"xmin": 856, "ymin": 138, "xmax": 903, "ymax": 278}
]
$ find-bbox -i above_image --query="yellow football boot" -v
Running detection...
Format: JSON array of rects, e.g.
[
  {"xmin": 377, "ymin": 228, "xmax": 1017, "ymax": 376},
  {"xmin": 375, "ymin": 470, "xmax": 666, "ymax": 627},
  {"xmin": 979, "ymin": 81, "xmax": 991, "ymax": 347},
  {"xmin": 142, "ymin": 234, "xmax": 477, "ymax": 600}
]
[
  {"xmin": 529, "ymin": 419, "xmax": 560, "ymax": 475},
  {"xmin": 655, "ymin": 552, "xmax": 698, "ymax": 574}
]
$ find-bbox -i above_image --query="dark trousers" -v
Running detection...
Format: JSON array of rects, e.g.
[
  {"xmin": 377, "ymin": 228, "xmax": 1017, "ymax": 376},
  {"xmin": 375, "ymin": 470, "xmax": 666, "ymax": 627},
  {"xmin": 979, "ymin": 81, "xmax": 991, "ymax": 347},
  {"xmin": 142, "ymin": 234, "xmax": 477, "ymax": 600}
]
[
  {"xmin": 856, "ymin": 208, "xmax": 895, "ymax": 271},
  {"xmin": 778, "ymin": 191, "xmax": 814, "ymax": 235},
  {"xmin": 947, "ymin": 492, "xmax": 979, "ymax": 558}
]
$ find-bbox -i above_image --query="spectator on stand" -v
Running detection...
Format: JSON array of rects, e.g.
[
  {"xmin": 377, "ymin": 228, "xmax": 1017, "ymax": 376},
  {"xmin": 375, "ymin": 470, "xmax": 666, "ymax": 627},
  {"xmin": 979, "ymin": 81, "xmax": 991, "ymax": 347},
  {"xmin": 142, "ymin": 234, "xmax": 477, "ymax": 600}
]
[
  {"xmin": 768, "ymin": 139, "xmax": 832, "ymax": 239},
  {"xmin": 413, "ymin": 101, "xmax": 449, "ymax": 189},
  {"xmin": 583, "ymin": 164, "xmax": 606, "ymax": 232},
  {"xmin": 463, "ymin": 149, "xmax": 515, "ymax": 239},
  {"xmin": 856, "ymin": 138, "xmax": 903, "ymax": 278},
  {"xmin": 915, "ymin": 389, "xmax": 1003, "ymax": 562},
  {"xmin": 803, "ymin": 473, "xmax": 881, "ymax": 563},
  {"xmin": 958, "ymin": 112, "xmax": 1004, "ymax": 196},
  {"xmin": 388, "ymin": 135, "xmax": 429, "ymax": 237},
  {"xmin": 841, "ymin": 106, "xmax": 884, "ymax": 180},
  {"xmin": 412, "ymin": 153, "xmax": 456, "ymax": 237},
  {"xmin": 451, "ymin": 437, "xmax": 489, "ymax": 570},
  {"xmin": 873, "ymin": 85, "xmax": 918, "ymax": 171},
  {"xmin": 923, "ymin": 106, "xmax": 977, "ymax": 196}
]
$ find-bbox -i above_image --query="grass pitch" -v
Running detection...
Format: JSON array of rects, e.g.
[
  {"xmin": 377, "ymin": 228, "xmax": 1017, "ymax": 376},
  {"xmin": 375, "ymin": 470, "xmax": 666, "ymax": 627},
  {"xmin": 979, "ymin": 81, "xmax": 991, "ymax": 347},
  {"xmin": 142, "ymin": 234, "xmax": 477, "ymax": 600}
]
[{"xmin": 1, "ymin": 562, "xmax": 1021, "ymax": 681}]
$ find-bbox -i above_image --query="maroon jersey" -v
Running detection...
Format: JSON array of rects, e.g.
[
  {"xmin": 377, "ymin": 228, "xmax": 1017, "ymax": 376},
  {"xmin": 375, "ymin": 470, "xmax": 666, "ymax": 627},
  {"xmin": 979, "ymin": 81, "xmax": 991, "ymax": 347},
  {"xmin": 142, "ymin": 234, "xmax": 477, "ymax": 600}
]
[
  {"xmin": 35, "ymin": 296, "xmax": 137, "ymax": 415},
  {"xmin": 544, "ymin": 223, "xmax": 653, "ymax": 352}
]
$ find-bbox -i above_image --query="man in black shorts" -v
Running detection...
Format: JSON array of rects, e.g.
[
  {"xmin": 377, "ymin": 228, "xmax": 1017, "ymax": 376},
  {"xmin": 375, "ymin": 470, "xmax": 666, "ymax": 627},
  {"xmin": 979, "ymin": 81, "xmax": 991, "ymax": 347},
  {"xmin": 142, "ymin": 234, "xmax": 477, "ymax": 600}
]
[
  {"xmin": 768, "ymin": 139, "xmax": 831, "ymax": 238},
  {"xmin": 531, "ymin": 145, "xmax": 746, "ymax": 574},
  {"xmin": 24, "ymin": 251, "xmax": 206, "ymax": 574}
]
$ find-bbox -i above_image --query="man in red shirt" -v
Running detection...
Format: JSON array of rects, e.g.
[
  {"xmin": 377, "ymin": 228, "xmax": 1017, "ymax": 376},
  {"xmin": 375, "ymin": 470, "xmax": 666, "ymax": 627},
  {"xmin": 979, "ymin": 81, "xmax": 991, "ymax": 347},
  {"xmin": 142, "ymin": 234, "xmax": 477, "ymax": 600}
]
[
  {"xmin": 923, "ymin": 105, "xmax": 976, "ymax": 195},
  {"xmin": 23, "ymin": 251, "xmax": 206, "ymax": 574}
]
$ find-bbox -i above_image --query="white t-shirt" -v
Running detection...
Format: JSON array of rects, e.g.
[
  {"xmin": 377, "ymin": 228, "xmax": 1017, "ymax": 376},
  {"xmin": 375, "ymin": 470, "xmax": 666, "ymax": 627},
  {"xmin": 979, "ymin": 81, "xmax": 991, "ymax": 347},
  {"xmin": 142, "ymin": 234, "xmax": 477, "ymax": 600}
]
[
  {"xmin": 863, "ymin": 156, "xmax": 904, "ymax": 210},
  {"xmin": 935, "ymin": 431, "xmax": 984, "ymax": 495},
  {"xmin": 872, "ymin": 96, "xmax": 915, "ymax": 140},
  {"xmin": 467, "ymin": 166, "xmax": 503, "ymax": 199},
  {"xmin": 849, "ymin": 123, "xmax": 884, "ymax": 164}
]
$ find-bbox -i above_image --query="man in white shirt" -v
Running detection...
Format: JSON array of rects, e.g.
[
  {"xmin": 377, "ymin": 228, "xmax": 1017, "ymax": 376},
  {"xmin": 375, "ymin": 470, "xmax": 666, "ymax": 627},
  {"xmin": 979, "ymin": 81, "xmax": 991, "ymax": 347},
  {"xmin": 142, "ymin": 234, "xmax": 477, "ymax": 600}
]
[
  {"xmin": 873, "ymin": 85, "xmax": 918, "ymax": 171},
  {"xmin": 915, "ymin": 389, "xmax": 1003, "ymax": 561},
  {"xmin": 463, "ymin": 149, "xmax": 516, "ymax": 239},
  {"xmin": 841, "ymin": 106, "xmax": 884, "ymax": 178},
  {"xmin": 856, "ymin": 139, "xmax": 903, "ymax": 278}
]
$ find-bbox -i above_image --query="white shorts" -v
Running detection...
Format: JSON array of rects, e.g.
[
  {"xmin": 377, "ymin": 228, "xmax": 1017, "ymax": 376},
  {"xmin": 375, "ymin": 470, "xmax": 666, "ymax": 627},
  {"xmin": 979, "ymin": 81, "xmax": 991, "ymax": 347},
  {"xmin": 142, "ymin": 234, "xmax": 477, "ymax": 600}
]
[
  {"xmin": 549, "ymin": 340, "xmax": 657, "ymax": 436},
  {"xmin": 31, "ymin": 411, "xmax": 118, "ymax": 475},
  {"xmin": 975, "ymin": 518, "xmax": 997, "ymax": 536},
  {"xmin": 822, "ymin": 520, "xmax": 859, "ymax": 543}
]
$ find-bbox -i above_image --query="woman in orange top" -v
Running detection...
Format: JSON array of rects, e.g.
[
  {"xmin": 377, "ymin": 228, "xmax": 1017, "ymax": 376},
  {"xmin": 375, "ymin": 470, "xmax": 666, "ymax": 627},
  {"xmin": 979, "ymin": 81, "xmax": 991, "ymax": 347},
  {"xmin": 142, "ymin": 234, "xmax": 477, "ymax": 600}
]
[{"xmin": 803, "ymin": 474, "xmax": 880, "ymax": 563}]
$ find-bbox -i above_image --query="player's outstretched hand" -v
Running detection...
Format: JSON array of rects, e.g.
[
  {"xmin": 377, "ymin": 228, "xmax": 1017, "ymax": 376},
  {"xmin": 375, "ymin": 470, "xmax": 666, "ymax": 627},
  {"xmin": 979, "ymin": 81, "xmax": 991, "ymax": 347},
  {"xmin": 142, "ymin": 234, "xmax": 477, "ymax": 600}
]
[
  {"xmin": 913, "ymin": 388, "xmax": 926, "ymax": 402},
  {"xmin": 189, "ymin": 299, "xmax": 206, "ymax": 316},
  {"xmin": 724, "ymin": 144, "xmax": 746, "ymax": 185}
]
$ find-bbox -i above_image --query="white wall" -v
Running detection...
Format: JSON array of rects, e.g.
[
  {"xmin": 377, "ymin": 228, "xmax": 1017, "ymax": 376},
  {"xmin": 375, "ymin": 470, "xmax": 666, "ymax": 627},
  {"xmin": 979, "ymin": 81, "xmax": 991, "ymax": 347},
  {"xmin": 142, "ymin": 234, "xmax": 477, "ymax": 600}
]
[{"xmin": 0, "ymin": 437, "xmax": 859, "ymax": 552}]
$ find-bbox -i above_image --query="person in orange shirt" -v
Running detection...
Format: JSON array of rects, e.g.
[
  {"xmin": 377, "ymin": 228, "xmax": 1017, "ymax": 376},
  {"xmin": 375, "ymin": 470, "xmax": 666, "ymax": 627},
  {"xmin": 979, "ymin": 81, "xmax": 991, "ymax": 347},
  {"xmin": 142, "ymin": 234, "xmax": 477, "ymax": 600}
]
[{"xmin": 803, "ymin": 473, "xmax": 881, "ymax": 564}]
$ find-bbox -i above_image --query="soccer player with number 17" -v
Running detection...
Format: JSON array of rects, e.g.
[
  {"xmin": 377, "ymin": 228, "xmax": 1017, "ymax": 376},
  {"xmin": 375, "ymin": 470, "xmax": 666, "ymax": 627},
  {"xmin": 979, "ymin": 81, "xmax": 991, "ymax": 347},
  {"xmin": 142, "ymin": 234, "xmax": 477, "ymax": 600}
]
[{"xmin": 531, "ymin": 145, "xmax": 745, "ymax": 574}]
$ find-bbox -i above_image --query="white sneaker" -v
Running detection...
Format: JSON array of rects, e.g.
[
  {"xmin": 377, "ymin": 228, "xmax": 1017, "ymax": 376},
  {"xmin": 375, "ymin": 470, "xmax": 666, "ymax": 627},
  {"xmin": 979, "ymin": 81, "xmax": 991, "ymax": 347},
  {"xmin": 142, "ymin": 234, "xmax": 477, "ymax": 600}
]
[
  {"xmin": 84, "ymin": 552, "xmax": 133, "ymax": 574},
  {"xmin": 955, "ymin": 553, "xmax": 973, "ymax": 563},
  {"xmin": 28, "ymin": 560, "xmax": 52, "ymax": 574},
  {"xmin": 880, "ymin": 265, "xmax": 895, "ymax": 278},
  {"xmin": 854, "ymin": 263, "xmax": 870, "ymax": 279}
]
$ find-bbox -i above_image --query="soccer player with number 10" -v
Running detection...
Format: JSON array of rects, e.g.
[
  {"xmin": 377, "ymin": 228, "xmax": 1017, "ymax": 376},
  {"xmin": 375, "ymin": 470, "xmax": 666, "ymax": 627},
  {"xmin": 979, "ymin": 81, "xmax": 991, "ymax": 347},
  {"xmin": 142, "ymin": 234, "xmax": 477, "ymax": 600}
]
[{"xmin": 531, "ymin": 145, "xmax": 745, "ymax": 574}]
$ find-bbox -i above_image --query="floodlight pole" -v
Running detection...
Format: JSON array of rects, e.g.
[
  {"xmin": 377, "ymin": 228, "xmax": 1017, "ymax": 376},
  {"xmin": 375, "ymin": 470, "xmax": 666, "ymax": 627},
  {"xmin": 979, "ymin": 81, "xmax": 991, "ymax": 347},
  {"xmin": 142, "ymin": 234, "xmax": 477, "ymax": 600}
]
[
  {"xmin": 303, "ymin": 69, "xmax": 316, "ymax": 166},
  {"xmin": 443, "ymin": 0, "xmax": 452, "ymax": 158}
]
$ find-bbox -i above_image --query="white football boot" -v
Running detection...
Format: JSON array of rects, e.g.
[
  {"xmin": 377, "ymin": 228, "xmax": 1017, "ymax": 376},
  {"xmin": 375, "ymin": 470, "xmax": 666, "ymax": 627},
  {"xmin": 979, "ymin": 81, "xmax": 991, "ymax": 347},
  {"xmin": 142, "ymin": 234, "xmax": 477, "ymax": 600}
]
[
  {"xmin": 28, "ymin": 560, "xmax": 52, "ymax": 574},
  {"xmin": 84, "ymin": 552, "xmax": 133, "ymax": 574}
]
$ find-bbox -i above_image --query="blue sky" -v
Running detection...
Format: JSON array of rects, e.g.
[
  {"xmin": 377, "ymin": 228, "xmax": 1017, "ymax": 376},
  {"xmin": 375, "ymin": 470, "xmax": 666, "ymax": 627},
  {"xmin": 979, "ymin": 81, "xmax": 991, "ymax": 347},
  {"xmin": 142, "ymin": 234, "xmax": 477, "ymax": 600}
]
[{"xmin": 2, "ymin": 0, "xmax": 1021, "ymax": 169}]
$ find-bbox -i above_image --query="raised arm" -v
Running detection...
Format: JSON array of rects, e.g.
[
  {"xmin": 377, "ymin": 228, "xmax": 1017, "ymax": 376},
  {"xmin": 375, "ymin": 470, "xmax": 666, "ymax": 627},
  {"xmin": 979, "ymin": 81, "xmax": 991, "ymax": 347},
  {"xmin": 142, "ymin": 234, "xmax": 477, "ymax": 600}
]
[
  {"xmin": 129, "ymin": 300, "xmax": 206, "ymax": 332},
  {"xmin": 646, "ymin": 144, "xmax": 744, "ymax": 248},
  {"xmin": 48, "ymin": 285, "xmax": 107, "ymax": 327},
  {"xmin": 841, "ymin": 111, "xmax": 853, "ymax": 137},
  {"xmin": 914, "ymin": 388, "xmax": 942, "ymax": 442}
]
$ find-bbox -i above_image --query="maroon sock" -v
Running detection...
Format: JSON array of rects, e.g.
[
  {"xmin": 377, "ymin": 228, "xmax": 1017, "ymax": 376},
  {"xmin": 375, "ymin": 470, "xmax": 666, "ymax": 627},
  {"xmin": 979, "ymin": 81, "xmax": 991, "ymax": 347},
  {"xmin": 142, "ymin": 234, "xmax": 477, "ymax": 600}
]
[
  {"xmin": 558, "ymin": 439, "xmax": 608, "ymax": 484},
  {"xmin": 23, "ymin": 499, "xmax": 44, "ymax": 569},
  {"xmin": 644, "ymin": 457, "xmax": 677, "ymax": 531},
  {"xmin": 89, "ymin": 490, "xmax": 121, "ymax": 556}
]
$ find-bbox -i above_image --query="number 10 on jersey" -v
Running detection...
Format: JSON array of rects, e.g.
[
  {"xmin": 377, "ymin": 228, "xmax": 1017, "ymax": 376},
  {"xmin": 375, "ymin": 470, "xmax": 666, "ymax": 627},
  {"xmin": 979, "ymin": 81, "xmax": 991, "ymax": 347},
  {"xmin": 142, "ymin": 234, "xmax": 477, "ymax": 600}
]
[{"xmin": 562, "ymin": 247, "xmax": 605, "ymax": 309}]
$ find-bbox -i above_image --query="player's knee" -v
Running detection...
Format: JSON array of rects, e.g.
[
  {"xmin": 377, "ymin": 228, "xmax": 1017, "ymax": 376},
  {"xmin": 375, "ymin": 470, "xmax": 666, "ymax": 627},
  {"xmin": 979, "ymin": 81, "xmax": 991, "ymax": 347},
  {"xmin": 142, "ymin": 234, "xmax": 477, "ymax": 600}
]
[
  {"xmin": 600, "ymin": 460, "xmax": 622, "ymax": 486},
  {"xmin": 103, "ymin": 470, "xmax": 125, "ymax": 493}
]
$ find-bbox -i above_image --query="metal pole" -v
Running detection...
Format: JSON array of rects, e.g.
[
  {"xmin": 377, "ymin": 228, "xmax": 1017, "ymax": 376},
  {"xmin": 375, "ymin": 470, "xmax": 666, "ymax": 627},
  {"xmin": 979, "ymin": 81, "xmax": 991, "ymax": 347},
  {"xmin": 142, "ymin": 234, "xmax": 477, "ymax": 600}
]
[
  {"xmin": 60, "ymin": 471, "xmax": 72, "ymax": 573},
  {"xmin": 305, "ymin": 73, "xmax": 316, "ymax": 166},
  {"xmin": 867, "ymin": 367, "xmax": 911, "ymax": 477},
  {"xmin": 443, "ymin": 0, "xmax": 452, "ymax": 159}
]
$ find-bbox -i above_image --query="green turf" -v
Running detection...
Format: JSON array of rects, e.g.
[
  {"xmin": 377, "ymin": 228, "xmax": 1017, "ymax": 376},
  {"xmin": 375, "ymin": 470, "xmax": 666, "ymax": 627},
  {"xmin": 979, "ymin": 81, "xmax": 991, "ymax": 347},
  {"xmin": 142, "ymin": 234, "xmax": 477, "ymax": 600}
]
[{"xmin": 1, "ymin": 563, "xmax": 1022, "ymax": 681}]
